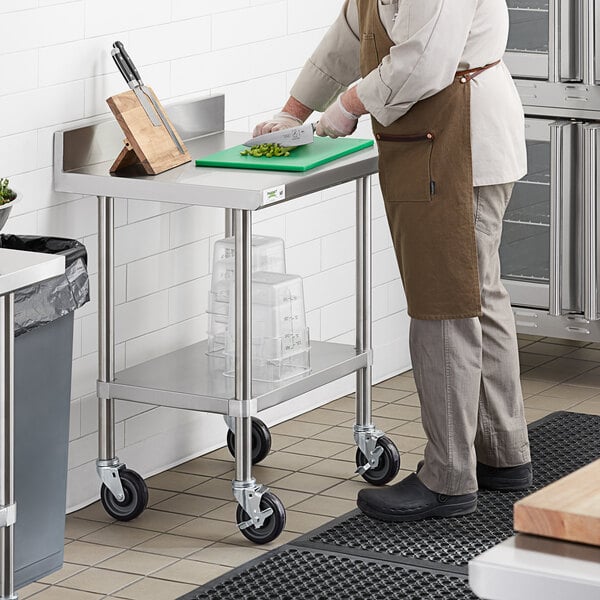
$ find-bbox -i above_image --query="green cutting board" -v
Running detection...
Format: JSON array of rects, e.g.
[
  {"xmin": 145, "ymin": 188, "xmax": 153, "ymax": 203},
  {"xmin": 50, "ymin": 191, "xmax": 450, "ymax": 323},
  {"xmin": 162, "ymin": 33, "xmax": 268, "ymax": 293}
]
[{"xmin": 195, "ymin": 137, "xmax": 374, "ymax": 172}]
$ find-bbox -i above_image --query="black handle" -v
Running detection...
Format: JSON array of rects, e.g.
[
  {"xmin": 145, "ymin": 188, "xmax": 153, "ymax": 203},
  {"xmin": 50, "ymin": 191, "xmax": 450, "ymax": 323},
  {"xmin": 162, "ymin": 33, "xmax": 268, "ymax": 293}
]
[
  {"xmin": 113, "ymin": 41, "xmax": 143, "ymax": 85},
  {"xmin": 111, "ymin": 49, "xmax": 138, "ymax": 86}
]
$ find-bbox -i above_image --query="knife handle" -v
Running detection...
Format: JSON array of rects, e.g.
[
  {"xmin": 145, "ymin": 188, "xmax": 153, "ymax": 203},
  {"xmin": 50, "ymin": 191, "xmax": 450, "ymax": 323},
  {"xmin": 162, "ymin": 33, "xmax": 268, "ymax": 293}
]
[
  {"xmin": 111, "ymin": 49, "xmax": 138, "ymax": 88},
  {"xmin": 114, "ymin": 41, "xmax": 143, "ymax": 85}
]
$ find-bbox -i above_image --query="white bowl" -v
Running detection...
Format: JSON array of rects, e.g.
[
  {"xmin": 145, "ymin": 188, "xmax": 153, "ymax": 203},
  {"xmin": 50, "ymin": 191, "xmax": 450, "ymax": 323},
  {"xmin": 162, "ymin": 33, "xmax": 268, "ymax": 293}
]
[{"xmin": 0, "ymin": 192, "xmax": 19, "ymax": 232}]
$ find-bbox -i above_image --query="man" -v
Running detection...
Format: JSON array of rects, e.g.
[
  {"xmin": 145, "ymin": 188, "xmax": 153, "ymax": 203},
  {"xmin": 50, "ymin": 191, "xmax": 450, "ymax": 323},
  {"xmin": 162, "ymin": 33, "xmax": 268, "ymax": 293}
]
[{"xmin": 255, "ymin": 0, "xmax": 532, "ymax": 522}]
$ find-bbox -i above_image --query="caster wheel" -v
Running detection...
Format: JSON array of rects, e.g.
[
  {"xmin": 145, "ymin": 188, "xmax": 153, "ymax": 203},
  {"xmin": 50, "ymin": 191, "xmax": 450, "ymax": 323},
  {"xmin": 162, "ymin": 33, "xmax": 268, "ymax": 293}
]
[
  {"xmin": 100, "ymin": 468, "xmax": 148, "ymax": 521},
  {"xmin": 227, "ymin": 417, "xmax": 272, "ymax": 465},
  {"xmin": 356, "ymin": 436, "xmax": 400, "ymax": 486},
  {"xmin": 236, "ymin": 492, "xmax": 286, "ymax": 544}
]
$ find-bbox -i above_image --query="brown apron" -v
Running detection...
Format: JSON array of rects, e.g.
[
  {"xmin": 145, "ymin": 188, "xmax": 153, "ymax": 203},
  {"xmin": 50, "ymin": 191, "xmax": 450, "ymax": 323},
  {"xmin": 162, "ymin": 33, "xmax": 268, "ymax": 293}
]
[{"xmin": 357, "ymin": 0, "xmax": 499, "ymax": 320}]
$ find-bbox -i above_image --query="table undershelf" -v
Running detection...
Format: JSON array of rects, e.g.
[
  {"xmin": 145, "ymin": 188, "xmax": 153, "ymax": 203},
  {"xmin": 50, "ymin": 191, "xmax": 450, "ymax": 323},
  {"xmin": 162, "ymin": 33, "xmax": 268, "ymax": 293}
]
[{"xmin": 106, "ymin": 340, "xmax": 369, "ymax": 414}]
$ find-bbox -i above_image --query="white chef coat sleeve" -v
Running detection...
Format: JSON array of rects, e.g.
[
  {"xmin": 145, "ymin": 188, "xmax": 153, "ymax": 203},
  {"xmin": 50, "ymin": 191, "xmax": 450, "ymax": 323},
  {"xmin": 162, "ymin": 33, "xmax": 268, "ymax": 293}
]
[
  {"xmin": 290, "ymin": 0, "xmax": 362, "ymax": 112},
  {"xmin": 357, "ymin": 0, "xmax": 478, "ymax": 127}
]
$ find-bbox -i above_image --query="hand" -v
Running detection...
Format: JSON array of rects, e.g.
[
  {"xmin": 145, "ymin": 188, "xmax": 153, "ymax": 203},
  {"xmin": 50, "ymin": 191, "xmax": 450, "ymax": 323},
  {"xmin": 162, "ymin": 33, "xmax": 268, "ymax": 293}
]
[
  {"xmin": 253, "ymin": 112, "xmax": 303, "ymax": 137},
  {"xmin": 316, "ymin": 95, "xmax": 359, "ymax": 139}
]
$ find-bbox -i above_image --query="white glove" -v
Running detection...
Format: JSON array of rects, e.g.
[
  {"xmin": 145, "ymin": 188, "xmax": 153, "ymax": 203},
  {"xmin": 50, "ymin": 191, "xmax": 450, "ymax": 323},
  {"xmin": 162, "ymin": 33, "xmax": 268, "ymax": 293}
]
[
  {"xmin": 253, "ymin": 112, "xmax": 304, "ymax": 137},
  {"xmin": 316, "ymin": 95, "xmax": 359, "ymax": 139}
]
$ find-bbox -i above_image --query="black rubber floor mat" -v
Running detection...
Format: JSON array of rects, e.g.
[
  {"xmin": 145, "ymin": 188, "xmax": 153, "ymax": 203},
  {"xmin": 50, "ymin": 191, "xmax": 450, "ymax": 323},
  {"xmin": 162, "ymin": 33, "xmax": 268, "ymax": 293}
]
[
  {"xmin": 178, "ymin": 547, "xmax": 477, "ymax": 600},
  {"xmin": 293, "ymin": 411, "xmax": 600, "ymax": 574}
]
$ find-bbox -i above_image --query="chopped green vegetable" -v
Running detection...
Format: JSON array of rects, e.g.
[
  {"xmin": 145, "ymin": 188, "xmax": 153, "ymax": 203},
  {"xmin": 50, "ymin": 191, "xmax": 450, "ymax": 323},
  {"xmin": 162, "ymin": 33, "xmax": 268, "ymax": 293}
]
[{"xmin": 240, "ymin": 143, "xmax": 297, "ymax": 158}]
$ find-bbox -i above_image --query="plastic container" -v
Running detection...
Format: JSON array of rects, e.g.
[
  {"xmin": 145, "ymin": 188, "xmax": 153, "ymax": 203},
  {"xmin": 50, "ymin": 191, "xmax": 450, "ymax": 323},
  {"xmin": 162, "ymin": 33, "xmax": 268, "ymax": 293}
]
[
  {"xmin": 210, "ymin": 235, "xmax": 286, "ymax": 300},
  {"xmin": 225, "ymin": 335, "xmax": 311, "ymax": 382},
  {"xmin": 207, "ymin": 235, "xmax": 286, "ymax": 355},
  {"xmin": 224, "ymin": 272, "xmax": 311, "ymax": 382},
  {"xmin": 207, "ymin": 313, "xmax": 228, "ymax": 356},
  {"xmin": 249, "ymin": 271, "xmax": 307, "ymax": 340}
]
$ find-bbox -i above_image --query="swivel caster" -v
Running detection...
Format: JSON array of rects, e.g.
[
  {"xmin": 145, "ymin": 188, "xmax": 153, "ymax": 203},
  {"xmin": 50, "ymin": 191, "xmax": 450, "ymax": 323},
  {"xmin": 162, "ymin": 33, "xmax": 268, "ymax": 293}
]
[
  {"xmin": 227, "ymin": 417, "xmax": 272, "ymax": 465},
  {"xmin": 356, "ymin": 436, "xmax": 400, "ymax": 486},
  {"xmin": 100, "ymin": 468, "xmax": 148, "ymax": 521},
  {"xmin": 236, "ymin": 491, "xmax": 286, "ymax": 544}
]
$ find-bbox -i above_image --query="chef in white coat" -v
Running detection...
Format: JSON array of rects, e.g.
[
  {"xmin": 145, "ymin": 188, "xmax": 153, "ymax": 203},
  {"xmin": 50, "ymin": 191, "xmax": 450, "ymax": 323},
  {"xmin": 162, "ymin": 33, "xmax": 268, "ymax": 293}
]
[{"xmin": 255, "ymin": 0, "xmax": 533, "ymax": 521}]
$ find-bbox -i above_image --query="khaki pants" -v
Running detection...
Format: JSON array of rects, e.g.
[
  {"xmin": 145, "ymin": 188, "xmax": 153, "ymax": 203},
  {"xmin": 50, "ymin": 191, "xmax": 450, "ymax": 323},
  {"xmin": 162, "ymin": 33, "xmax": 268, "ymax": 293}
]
[{"xmin": 412, "ymin": 183, "xmax": 531, "ymax": 495}]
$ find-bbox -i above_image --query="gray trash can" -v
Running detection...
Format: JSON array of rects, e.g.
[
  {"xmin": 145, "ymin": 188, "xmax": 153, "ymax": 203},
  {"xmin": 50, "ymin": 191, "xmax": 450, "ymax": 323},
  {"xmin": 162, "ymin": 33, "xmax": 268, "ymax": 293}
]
[{"xmin": 0, "ymin": 235, "xmax": 90, "ymax": 589}]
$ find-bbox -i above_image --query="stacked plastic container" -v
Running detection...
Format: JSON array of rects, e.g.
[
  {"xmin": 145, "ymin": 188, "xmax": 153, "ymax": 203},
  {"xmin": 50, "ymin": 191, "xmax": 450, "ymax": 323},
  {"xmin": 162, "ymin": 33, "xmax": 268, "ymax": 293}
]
[
  {"xmin": 207, "ymin": 235, "xmax": 311, "ymax": 382},
  {"xmin": 207, "ymin": 235, "xmax": 286, "ymax": 356}
]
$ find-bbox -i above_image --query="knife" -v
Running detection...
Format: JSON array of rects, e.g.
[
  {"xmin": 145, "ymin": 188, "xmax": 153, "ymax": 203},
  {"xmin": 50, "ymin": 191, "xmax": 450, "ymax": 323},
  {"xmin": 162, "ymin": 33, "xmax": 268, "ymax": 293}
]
[
  {"xmin": 112, "ymin": 42, "xmax": 186, "ymax": 154},
  {"xmin": 111, "ymin": 47, "xmax": 162, "ymax": 127},
  {"xmin": 243, "ymin": 123, "xmax": 317, "ymax": 148}
]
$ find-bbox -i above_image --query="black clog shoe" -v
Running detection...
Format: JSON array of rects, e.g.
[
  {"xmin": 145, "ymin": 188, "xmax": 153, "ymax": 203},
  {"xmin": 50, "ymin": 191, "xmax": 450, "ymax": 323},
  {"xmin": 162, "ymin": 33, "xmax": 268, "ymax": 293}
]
[
  {"xmin": 415, "ymin": 460, "xmax": 534, "ymax": 491},
  {"xmin": 476, "ymin": 462, "xmax": 533, "ymax": 491},
  {"xmin": 356, "ymin": 473, "xmax": 477, "ymax": 522}
]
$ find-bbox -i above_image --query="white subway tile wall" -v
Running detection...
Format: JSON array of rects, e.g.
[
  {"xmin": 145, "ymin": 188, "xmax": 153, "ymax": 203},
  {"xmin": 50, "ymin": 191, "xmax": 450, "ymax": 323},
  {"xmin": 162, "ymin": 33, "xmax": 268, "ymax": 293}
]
[{"xmin": 0, "ymin": 0, "xmax": 411, "ymax": 511}]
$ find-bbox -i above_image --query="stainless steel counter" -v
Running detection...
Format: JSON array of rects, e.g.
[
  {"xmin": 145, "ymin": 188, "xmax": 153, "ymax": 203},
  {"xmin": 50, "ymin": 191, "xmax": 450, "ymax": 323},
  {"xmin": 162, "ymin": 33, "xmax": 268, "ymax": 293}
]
[
  {"xmin": 469, "ymin": 534, "xmax": 600, "ymax": 599},
  {"xmin": 0, "ymin": 249, "xmax": 65, "ymax": 296},
  {"xmin": 54, "ymin": 95, "xmax": 379, "ymax": 210}
]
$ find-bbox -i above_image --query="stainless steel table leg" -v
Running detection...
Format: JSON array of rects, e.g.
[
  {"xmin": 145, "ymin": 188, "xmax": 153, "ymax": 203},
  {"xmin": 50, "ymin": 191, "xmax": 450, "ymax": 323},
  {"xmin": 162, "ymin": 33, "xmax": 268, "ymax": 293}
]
[
  {"xmin": 0, "ymin": 294, "xmax": 17, "ymax": 600},
  {"xmin": 234, "ymin": 209, "xmax": 253, "ymax": 486},
  {"xmin": 353, "ymin": 177, "xmax": 386, "ymax": 475},
  {"xmin": 231, "ymin": 210, "xmax": 272, "ymax": 531},
  {"xmin": 222, "ymin": 209, "xmax": 234, "ymax": 434},
  {"xmin": 356, "ymin": 176, "xmax": 373, "ymax": 428},
  {"xmin": 225, "ymin": 208, "xmax": 234, "ymax": 238},
  {"xmin": 96, "ymin": 196, "xmax": 124, "ymax": 501}
]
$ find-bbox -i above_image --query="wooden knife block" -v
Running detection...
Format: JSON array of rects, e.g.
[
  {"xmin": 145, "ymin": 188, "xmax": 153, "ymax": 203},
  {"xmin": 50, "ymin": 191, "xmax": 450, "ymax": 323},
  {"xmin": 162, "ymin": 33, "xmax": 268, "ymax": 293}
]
[{"xmin": 107, "ymin": 88, "xmax": 191, "ymax": 175}]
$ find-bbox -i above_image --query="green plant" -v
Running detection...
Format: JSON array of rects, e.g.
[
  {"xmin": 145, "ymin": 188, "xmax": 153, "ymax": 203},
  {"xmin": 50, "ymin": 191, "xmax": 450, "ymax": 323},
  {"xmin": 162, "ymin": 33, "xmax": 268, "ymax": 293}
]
[{"xmin": 0, "ymin": 178, "xmax": 16, "ymax": 206}]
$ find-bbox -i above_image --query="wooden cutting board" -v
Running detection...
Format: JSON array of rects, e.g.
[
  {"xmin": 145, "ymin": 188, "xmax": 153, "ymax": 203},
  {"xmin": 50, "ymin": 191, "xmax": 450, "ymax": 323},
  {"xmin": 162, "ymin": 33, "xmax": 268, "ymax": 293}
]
[
  {"xmin": 195, "ymin": 137, "xmax": 374, "ymax": 172},
  {"xmin": 514, "ymin": 459, "xmax": 600, "ymax": 546}
]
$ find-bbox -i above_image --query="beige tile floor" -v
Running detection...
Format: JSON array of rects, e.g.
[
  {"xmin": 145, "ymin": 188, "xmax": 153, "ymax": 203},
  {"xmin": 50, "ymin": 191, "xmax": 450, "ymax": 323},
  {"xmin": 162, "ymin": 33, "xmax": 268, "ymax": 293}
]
[{"xmin": 20, "ymin": 335, "xmax": 600, "ymax": 599}]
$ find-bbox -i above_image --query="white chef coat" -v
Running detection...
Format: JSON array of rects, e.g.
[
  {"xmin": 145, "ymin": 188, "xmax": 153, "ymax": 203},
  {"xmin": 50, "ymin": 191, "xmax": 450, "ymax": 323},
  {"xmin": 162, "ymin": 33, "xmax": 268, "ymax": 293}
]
[{"xmin": 290, "ymin": 0, "xmax": 527, "ymax": 187}]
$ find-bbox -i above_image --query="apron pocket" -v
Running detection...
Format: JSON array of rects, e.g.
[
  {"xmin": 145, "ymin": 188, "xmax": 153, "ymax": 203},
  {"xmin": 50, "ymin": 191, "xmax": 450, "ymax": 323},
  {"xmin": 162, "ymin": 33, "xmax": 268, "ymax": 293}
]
[
  {"xmin": 360, "ymin": 33, "xmax": 380, "ymax": 75},
  {"xmin": 376, "ymin": 132, "xmax": 435, "ymax": 202}
]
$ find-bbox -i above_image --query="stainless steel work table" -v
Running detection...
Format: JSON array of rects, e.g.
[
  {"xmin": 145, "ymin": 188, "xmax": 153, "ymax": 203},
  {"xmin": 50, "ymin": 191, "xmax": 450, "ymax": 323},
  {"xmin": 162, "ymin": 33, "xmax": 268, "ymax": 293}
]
[
  {"xmin": 0, "ymin": 249, "xmax": 65, "ymax": 599},
  {"xmin": 53, "ymin": 94, "xmax": 401, "ymax": 543},
  {"xmin": 469, "ymin": 534, "xmax": 600, "ymax": 599}
]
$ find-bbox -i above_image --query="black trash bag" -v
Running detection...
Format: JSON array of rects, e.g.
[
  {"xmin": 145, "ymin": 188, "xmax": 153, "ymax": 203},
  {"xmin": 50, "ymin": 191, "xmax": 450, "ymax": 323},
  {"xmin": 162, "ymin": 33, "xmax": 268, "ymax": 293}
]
[{"xmin": 0, "ymin": 235, "xmax": 90, "ymax": 337}]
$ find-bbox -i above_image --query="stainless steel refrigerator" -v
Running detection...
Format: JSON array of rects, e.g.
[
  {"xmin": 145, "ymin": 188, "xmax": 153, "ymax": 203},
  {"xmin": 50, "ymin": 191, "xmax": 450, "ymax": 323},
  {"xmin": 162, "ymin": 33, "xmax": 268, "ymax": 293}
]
[{"xmin": 502, "ymin": 0, "xmax": 600, "ymax": 341}]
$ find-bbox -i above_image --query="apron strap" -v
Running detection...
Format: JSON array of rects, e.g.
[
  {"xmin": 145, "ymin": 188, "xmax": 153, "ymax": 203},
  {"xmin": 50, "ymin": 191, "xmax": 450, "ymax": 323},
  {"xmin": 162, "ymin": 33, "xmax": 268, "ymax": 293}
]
[{"xmin": 455, "ymin": 60, "xmax": 501, "ymax": 82}]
